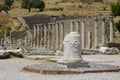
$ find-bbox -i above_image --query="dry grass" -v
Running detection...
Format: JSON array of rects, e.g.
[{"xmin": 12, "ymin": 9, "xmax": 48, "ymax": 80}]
[{"xmin": 0, "ymin": 0, "xmax": 117, "ymax": 16}]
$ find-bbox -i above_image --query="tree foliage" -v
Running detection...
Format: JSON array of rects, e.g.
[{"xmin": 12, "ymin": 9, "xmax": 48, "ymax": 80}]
[
  {"xmin": 111, "ymin": 3, "xmax": 120, "ymax": 17},
  {"xmin": 4, "ymin": 0, "xmax": 14, "ymax": 8},
  {"xmin": 115, "ymin": 20, "xmax": 120, "ymax": 32},
  {"xmin": 21, "ymin": 0, "xmax": 45, "ymax": 12},
  {"xmin": 0, "ymin": 4, "xmax": 10, "ymax": 14},
  {"xmin": 0, "ymin": 0, "xmax": 14, "ymax": 14},
  {"xmin": 1, "ymin": 24, "xmax": 11, "ymax": 36}
]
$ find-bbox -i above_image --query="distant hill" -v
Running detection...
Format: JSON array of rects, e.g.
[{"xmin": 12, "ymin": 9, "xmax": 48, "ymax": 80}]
[{"xmin": 0, "ymin": 0, "xmax": 118, "ymax": 16}]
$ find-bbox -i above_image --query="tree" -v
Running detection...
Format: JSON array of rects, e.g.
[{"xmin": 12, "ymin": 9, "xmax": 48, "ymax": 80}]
[
  {"xmin": 1, "ymin": 24, "xmax": 11, "ymax": 37},
  {"xmin": 4, "ymin": 0, "xmax": 14, "ymax": 8},
  {"xmin": 0, "ymin": 4, "xmax": 10, "ymax": 14},
  {"xmin": 111, "ymin": 3, "xmax": 120, "ymax": 17},
  {"xmin": 0, "ymin": 0, "xmax": 14, "ymax": 14},
  {"xmin": 115, "ymin": 20, "xmax": 120, "ymax": 32},
  {"xmin": 21, "ymin": 0, "xmax": 45, "ymax": 12}
]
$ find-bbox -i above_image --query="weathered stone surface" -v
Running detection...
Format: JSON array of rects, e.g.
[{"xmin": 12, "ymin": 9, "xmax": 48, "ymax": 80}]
[
  {"xmin": 23, "ymin": 62, "xmax": 120, "ymax": 74},
  {"xmin": 0, "ymin": 52, "xmax": 10, "ymax": 59},
  {"xmin": 0, "ymin": 51, "xmax": 23, "ymax": 59},
  {"xmin": 58, "ymin": 32, "xmax": 83, "ymax": 64},
  {"xmin": 99, "ymin": 47, "xmax": 119, "ymax": 54}
]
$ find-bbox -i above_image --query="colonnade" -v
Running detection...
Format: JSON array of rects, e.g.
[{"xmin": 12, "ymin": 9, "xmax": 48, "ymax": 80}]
[
  {"xmin": 1, "ymin": 17, "xmax": 114, "ymax": 50},
  {"xmin": 31, "ymin": 17, "xmax": 113, "ymax": 50}
]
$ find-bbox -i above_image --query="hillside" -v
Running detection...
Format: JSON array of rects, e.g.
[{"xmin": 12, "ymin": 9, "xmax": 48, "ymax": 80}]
[{"xmin": 0, "ymin": 0, "xmax": 118, "ymax": 16}]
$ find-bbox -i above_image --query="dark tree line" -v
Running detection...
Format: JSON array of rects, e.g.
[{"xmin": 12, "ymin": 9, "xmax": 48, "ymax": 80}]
[{"xmin": 0, "ymin": 0, "xmax": 45, "ymax": 14}]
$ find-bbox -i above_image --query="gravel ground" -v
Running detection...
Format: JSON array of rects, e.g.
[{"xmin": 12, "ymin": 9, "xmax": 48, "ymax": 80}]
[{"xmin": 0, "ymin": 55, "xmax": 120, "ymax": 80}]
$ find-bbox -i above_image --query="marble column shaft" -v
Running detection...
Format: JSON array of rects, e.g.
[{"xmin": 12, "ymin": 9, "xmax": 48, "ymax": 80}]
[
  {"xmin": 82, "ymin": 20, "xmax": 85, "ymax": 49},
  {"xmin": 40, "ymin": 25, "xmax": 43, "ymax": 47},
  {"xmin": 94, "ymin": 18, "xmax": 98, "ymax": 48},
  {"xmin": 44, "ymin": 27, "xmax": 46, "ymax": 48},
  {"xmin": 52, "ymin": 24, "xmax": 56, "ymax": 50},
  {"xmin": 56, "ymin": 23, "xmax": 59, "ymax": 50},
  {"xmin": 51, "ymin": 24, "xmax": 54, "ymax": 49},
  {"xmin": 110, "ymin": 18, "xmax": 113, "ymax": 42},
  {"xmin": 60, "ymin": 22, "xmax": 64, "ymax": 50},
  {"xmin": 71, "ymin": 21, "xmax": 74, "ymax": 31},
  {"xmin": 102, "ymin": 18, "xmax": 105, "ymax": 46},
  {"xmin": 37, "ymin": 25, "xmax": 40, "ymax": 48},
  {"xmin": 88, "ymin": 31, "xmax": 92, "ymax": 49},
  {"xmin": 33, "ymin": 26, "xmax": 37, "ymax": 48},
  {"xmin": 48, "ymin": 24, "xmax": 51, "ymax": 48},
  {"xmin": 24, "ymin": 36, "xmax": 27, "ymax": 47},
  {"xmin": 76, "ymin": 21, "xmax": 80, "ymax": 33}
]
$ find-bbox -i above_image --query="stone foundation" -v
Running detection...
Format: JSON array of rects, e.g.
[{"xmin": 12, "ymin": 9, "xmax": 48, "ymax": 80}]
[{"xmin": 23, "ymin": 62, "xmax": 120, "ymax": 74}]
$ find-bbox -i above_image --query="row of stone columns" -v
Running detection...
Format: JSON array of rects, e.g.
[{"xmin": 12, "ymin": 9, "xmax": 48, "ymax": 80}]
[
  {"xmin": 32, "ymin": 22, "xmax": 65, "ymax": 50},
  {"xmin": 70, "ymin": 18, "xmax": 113, "ymax": 49},
  {"xmin": 1, "ymin": 17, "xmax": 113, "ymax": 50}
]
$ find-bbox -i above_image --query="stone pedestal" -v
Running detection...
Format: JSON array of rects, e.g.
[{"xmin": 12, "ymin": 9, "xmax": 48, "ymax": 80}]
[
  {"xmin": 57, "ymin": 61, "xmax": 88, "ymax": 68},
  {"xmin": 57, "ymin": 32, "xmax": 83, "ymax": 68}
]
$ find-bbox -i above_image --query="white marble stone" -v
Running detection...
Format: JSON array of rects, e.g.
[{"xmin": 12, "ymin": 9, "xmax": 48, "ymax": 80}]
[{"xmin": 58, "ymin": 32, "xmax": 83, "ymax": 64}]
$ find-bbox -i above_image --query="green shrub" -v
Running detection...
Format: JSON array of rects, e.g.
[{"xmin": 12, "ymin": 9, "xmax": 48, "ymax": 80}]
[
  {"xmin": 4, "ymin": 0, "xmax": 14, "ymax": 8},
  {"xmin": 111, "ymin": 3, "xmax": 120, "ymax": 17},
  {"xmin": 0, "ymin": 4, "xmax": 9, "ymax": 14},
  {"xmin": 1, "ymin": 25, "xmax": 11, "ymax": 36},
  {"xmin": 115, "ymin": 20, "xmax": 120, "ymax": 32}
]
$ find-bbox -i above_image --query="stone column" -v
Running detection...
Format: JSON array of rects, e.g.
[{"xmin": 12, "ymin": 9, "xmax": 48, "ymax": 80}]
[
  {"xmin": 1, "ymin": 38, "xmax": 3, "ymax": 47},
  {"xmin": 94, "ymin": 18, "xmax": 98, "ymax": 48},
  {"xmin": 30, "ymin": 38, "xmax": 33, "ymax": 48},
  {"xmin": 60, "ymin": 22, "xmax": 64, "ymax": 50},
  {"xmin": 102, "ymin": 18, "xmax": 105, "ymax": 46},
  {"xmin": 76, "ymin": 21, "xmax": 80, "ymax": 33},
  {"xmin": 109, "ymin": 16, "xmax": 113, "ymax": 42},
  {"xmin": 52, "ymin": 24, "xmax": 56, "ymax": 50},
  {"xmin": 19, "ymin": 39, "xmax": 22, "ymax": 47},
  {"xmin": 24, "ymin": 36, "xmax": 27, "ymax": 47},
  {"xmin": 46, "ymin": 25, "xmax": 49, "ymax": 48},
  {"xmin": 48, "ymin": 24, "xmax": 51, "ymax": 49},
  {"xmin": 55, "ymin": 23, "xmax": 59, "ymax": 50},
  {"xmin": 3, "ymin": 38, "xmax": 5, "ymax": 47},
  {"xmin": 40, "ymin": 26, "xmax": 43, "ymax": 47},
  {"xmin": 1, "ymin": 38, "xmax": 2, "ymax": 46},
  {"xmin": 51, "ymin": 24, "xmax": 54, "ymax": 50},
  {"xmin": 82, "ymin": 20, "xmax": 85, "ymax": 49},
  {"xmin": 44, "ymin": 25, "xmax": 47, "ymax": 48},
  {"xmin": 88, "ymin": 31, "xmax": 92, "ymax": 49},
  {"xmin": 71, "ymin": 21, "xmax": 74, "ymax": 31},
  {"xmin": 9, "ymin": 32, "xmax": 12, "ymax": 46},
  {"xmin": 33, "ymin": 26, "xmax": 37, "ymax": 48},
  {"xmin": 37, "ymin": 25, "xmax": 40, "ymax": 48},
  {"xmin": 42, "ymin": 26, "xmax": 45, "ymax": 47}
]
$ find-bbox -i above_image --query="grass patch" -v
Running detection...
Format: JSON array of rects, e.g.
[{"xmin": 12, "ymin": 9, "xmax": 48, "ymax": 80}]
[{"xmin": 47, "ymin": 7, "xmax": 63, "ymax": 11}]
